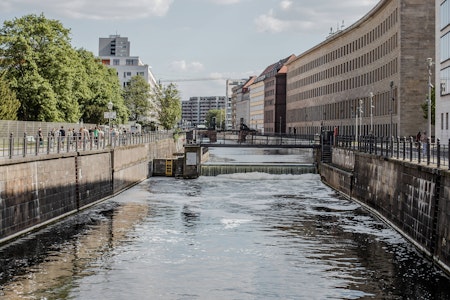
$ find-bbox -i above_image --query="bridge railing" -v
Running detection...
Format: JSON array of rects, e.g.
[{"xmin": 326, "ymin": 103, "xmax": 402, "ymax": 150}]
[
  {"xmin": 0, "ymin": 131, "xmax": 173, "ymax": 160},
  {"xmin": 336, "ymin": 135, "xmax": 450, "ymax": 169},
  {"xmin": 199, "ymin": 131, "xmax": 317, "ymax": 146}
]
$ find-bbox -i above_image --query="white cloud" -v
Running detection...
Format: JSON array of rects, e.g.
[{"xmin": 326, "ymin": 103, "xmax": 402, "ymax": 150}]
[
  {"xmin": 254, "ymin": 0, "xmax": 379, "ymax": 34},
  {"xmin": 208, "ymin": 0, "xmax": 241, "ymax": 4},
  {"xmin": 1, "ymin": 0, "xmax": 174, "ymax": 20},
  {"xmin": 280, "ymin": 0, "xmax": 292, "ymax": 11},
  {"xmin": 169, "ymin": 60, "xmax": 205, "ymax": 72}
]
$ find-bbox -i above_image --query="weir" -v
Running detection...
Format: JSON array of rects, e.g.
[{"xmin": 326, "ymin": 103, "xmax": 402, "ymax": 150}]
[{"xmin": 201, "ymin": 163, "xmax": 317, "ymax": 176}]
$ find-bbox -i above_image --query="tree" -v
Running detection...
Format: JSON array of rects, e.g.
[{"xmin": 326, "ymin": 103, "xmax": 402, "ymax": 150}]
[
  {"xmin": 421, "ymin": 86, "xmax": 435, "ymax": 125},
  {"xmin": 0, "ymin": 72, "xmax": 20, "ymax": 120},
  {"xmin": 0, "ymin": 14, "xmax": 82, "ymax": 122},
  {"xmin": 76, "ymin": 49, "xmax": 128, "ymax": 125},
  {"xmin": 123, "ymin": 75, "xmax": 152, "ymax": 122},
  {"xmin": 205, "ymin": 109, "xmax": 225, "ymax": 129},
  {"xmin": 152, "ymin": 83, "xmax": 181, "ymax": 130}
]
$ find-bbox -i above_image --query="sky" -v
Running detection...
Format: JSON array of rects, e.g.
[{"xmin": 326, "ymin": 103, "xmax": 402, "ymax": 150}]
[{"xmin": 1, "ymin": 0, "xmax": 380, "ymax": 100}]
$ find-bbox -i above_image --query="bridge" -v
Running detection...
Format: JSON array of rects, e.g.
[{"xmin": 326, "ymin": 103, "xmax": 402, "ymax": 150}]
[{"xmin": 188, "ymin": 130, "xmax": 321, "ymax": 149}]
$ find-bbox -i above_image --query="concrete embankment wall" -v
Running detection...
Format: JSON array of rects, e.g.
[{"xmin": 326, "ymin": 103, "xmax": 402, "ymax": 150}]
[
  {"xmin": 319, "ymin": 148, "xmax": 450, "ymax": 274},
  {"xmin": 0, "ymin": 138, "xmax": 181, "ymax": 244}
]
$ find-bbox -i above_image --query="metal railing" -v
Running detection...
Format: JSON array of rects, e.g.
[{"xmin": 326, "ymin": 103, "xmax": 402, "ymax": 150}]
[
  {"xmin": 1, "ymin": 131, "xmax": 173, "ymax": 159},
  {"xmin": 336, "ymin": 135, "xmax": 450, "ymax": 169}
]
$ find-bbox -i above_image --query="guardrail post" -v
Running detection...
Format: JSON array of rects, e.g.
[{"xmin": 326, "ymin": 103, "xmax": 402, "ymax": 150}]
[
  {"xmin": 437, "ymin": 139, "xmax": 441, "ymax": 168},
  {"xmin": 23, "ymin": 133, "xmax": 27, "ymax": 157},
  {"xmin": 418, "ymin": 141, "xmax": 421, "ymax": 164},
  {"xmin": 396, "ymin": 136, "xmax": 400, "ymax": 159},
  {"xmin": 402, "ymin": 136, "xmax": 406, "ymax": 160},
  {"xmin": 409, "ymin": 136, "xmax": 413, "ymax": 162},
  {"xmin": 57, "ymin": 135, "xmax": 61, "ymax": 153},
  {"xmin": 427, "ymin": 137, "xmax": 431, "ymax": 166},
  {"xmin": 8, "ymin": 133, "xmax": 13, "ymax": 159},
  {"xmin": 35, "ymin": 134, "xmax": 39, "ymax": 155},
  {"xmin": 380, "ymin": 137, "xmax": 384, "ymax": 156},
  {"xmin": 47, "ymin": 133, "xmax": 51, "ymax": 154}
]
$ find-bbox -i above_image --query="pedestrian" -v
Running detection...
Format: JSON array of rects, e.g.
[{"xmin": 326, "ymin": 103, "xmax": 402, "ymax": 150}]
[
  {"xmin": 38, "ymin": 128, "xmax": 43, "ymax": 147},
  {"xmin": 59, "ymin": 126, "xmax": 66, "ymax": 148},
  {"xmin": 415, "ymin": 131, "xmax": 421, "ymax": 148},
  {"xmin": 421, "ymin": 131, "xmax": 427, "ymax": 155}
]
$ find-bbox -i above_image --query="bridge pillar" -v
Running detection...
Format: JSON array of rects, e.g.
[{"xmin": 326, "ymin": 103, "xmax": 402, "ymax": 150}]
[{"xmin": 183, "ymin": 145, "xmax": 201, "ymax": 179}]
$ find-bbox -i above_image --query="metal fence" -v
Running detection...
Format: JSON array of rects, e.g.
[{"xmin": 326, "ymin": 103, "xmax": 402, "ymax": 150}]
[
  {"xmin": 0, "ymin": 131, "xmax": 173, "ymax": 159},
  {"xmin": 336, "ymin": 135, "xmax": 450, "ymax": 169}
]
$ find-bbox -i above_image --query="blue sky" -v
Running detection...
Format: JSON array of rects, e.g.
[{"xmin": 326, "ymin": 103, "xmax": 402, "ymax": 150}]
[{"xmin": 1, "ymin": 0, "xmax": 379, "ymax": 100}]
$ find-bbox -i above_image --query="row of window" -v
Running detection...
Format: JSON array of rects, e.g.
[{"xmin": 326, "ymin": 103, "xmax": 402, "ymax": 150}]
[
  {"xmin": 292, "ymin": 34, "xmax": 398, "ymax": 88},
  {"xmin": 292, "ymin": 8, "xmax": 398, "ymax": 74},
  {"xmin": 287, "ymin": 58, "xmax": 398, "ymax": 102},
  {"xmin": 287, "ymin": 88, "xmax": 397, "ymax": 123}
]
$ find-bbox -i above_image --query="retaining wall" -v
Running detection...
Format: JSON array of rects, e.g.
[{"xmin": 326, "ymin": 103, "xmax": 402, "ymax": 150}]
[
  {"xmin": 0, "ymin": 137, "xmax": 181, "ymax": 244},
  {"xmin": 319, "ymin": 148, "xmax": 450, "ymax": 274}
]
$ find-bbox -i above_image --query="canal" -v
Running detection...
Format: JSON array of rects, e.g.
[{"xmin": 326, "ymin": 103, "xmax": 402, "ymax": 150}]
[{"xmin": 1, "ymin": 148, "xmax": 450, "ymax": 299}]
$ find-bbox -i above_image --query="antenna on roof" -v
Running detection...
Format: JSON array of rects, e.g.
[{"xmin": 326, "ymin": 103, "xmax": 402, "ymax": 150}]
[{"xmin": 341, "ymin": 20, "xmax": 345, "ymax": 30}]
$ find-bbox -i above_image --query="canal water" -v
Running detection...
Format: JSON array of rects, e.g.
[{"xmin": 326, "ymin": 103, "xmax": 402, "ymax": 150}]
[{"xmin": 1, "ymin": 148, "xmax": 450, "ymax": 299}]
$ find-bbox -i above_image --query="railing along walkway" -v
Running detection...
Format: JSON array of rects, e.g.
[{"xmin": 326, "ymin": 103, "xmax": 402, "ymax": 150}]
[
  {"xmin": 336, "ymin": 135, "xmax": 450, "ymax": 170},
  {"xmin": 1, "ymin": 131, "xmax": 172, "ymax": 160}
]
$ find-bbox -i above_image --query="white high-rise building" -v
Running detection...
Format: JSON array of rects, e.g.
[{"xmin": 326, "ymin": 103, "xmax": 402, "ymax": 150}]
[{"xmin": 99, "ymin": 35, "xmax": 158, "ymax": 123}]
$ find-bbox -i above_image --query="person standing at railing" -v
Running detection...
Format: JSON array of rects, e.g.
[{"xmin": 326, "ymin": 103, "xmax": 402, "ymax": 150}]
[
  {"xmin": 38, "ymin": 128, "xmax": 43, "ymax": 147},
  {"xmin": 59, "ymin": 126, "xmax": 66, "ymax": 148},
  {"xmin": 421, "ymin": 131, "xmax": 427, "ymax": 155}
]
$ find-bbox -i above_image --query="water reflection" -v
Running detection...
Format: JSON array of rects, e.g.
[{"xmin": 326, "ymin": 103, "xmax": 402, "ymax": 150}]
[{"xmin": 0, "ymin": 201, "xmax": 148, "ymax": 299}]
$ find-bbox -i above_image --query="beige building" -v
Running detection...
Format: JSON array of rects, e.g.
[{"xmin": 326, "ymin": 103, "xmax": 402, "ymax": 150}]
[{"xmin": 286, "ymin": 0, "xmax": 435, "ymax": 138}]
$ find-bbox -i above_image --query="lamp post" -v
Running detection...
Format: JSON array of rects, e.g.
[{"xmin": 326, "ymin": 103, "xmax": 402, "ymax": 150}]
[
  {"xmin": 369, "ymin": 92, "xmax": 374, "ymax": 134},
  {"xmin": 427, "ymin": 58, "xmax": 434, "ymax": 141},
  {"xmin": 359, "ymin": 99, "xmax": 363, "ymax": 136},
  {"xmin": 107, "ymin": 101, "xmax": 113, "ymax": 145},
  {"xmin": 354, "ymin": 104, "xmax": 358, "ymax": 144},
  {"xmin": 390, "ymin": 81, "xmax": 394, "ymax": 140}
]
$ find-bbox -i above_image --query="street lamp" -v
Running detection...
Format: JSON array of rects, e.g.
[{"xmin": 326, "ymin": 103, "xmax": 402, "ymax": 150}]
[
  {"xmin": 427, "ymin": 58, "xmax": 434, "ymax": 141},
  {"xmin": 359, "ymin": 99, "xmax": 363, "ymax": 136},
  {"xmin": 107, "ymin": 101, "xmax": 113, "ymax": 145},
  {"xmin": 369, "ymin": 92, "xmax": 374, "ymax": 134}
]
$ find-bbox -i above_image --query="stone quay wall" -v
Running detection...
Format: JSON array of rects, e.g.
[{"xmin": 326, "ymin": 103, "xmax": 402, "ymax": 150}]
[
  {"xmin": 0, "ymin": 137, "xmax": 181, "ymax": 244},
  {"xmin": 319, "ymin": 148, "xmax": 450, "ymax": 274}
]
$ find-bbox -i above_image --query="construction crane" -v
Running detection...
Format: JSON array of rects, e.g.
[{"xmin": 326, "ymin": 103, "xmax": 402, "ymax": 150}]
[{"xmin": 158, "ymin": 77, "xmax": 227, "ymax": 83}]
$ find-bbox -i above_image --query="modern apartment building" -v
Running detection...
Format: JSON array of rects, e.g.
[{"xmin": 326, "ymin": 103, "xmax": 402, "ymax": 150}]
[
  {"xmin": 286, "ymin": 0, "xmax": 435, "ymax": 138},
  {"xmin": 226, "ymin": 79, "xmax": 247, "ymax": 129},
  {"xmin": 436, "ymin": 0, "xmax": 450, "ymax": 145},
  {"xmin": 181, "ymin": 96, "xmax": 226, "ymax": 128},
  {"xmin": 99, "ymin": 35, "xmax": 158, "ymax": 123},
  {"xmin": 99, "ymin": 35, "xmax": 157, "ymax": 90}
]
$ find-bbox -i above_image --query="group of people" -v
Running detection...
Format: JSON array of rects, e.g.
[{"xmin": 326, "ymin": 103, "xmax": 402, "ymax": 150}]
[{"xmin": 38, "ymin": 126, "xmax": 106, "ymax": 149}]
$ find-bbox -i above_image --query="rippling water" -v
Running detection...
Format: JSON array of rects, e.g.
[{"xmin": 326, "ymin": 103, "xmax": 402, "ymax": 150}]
[{"xmin": 0, "ymin": 148, "xmax": 449, "ymax": 299}]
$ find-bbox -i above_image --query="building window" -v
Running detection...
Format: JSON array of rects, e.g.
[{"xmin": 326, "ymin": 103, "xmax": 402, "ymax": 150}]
[
  {"xmin": 113, "ymin": 59, "xmax": 120, "ymax": 65},
  {"xmin": 447, "ymin": 112, "xmax": 449, "ymax": 130}
]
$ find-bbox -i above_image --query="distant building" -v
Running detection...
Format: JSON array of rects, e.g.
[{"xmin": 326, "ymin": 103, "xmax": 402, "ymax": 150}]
[
  {"xmin": 99, "ymin": 35, "xmax": 158, "ymax": 123},
  {"xmin": 182, "ymin": 96, "xmax": 226, "ymax": 128},
  {"xmin": 231, "ymin": 77, "xmax": 255, "ymax": 130},
  {"xmin": 436, "ymin": 0, "xmax": 450, "ymax": 144},
  {"xmin": 226, "ymin": 79, "xmax": 247, "ymax": 129}
]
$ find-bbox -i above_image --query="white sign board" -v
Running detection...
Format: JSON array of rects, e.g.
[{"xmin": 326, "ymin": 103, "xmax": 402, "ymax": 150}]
[
  {"xmin": 104, "ymin": 111, "xmax": 117, "ymax": 119},
  {"xmin": 186, "ymin": 152, "xmax": 197, "ymax": 166}
]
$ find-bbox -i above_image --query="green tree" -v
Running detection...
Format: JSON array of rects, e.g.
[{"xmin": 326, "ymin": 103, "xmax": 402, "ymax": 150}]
[
  {"xmin": 76, "ymin": 49, "xmax": 128, "ymax": 125},
  {"xmin": 123, "ymin": 75, "xmax": 152, "ymax": 122},
  {"xmin": 205, "ymin": 109, "xmax": 225, "ymax": 129},
  {"xmin": 0, "ymin": 72, "xmax": 20, "ymax": 120},
  {"xmin": 152, "ymin": 83, "xmax": 181, "ymax": 130},
  {"xmin": 0, "ymin": 14, "xmax": 83, "ymax": 122},
  {"xmin": 421, "ymin": 86, "xmax": 435, "ymax": 125}
]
